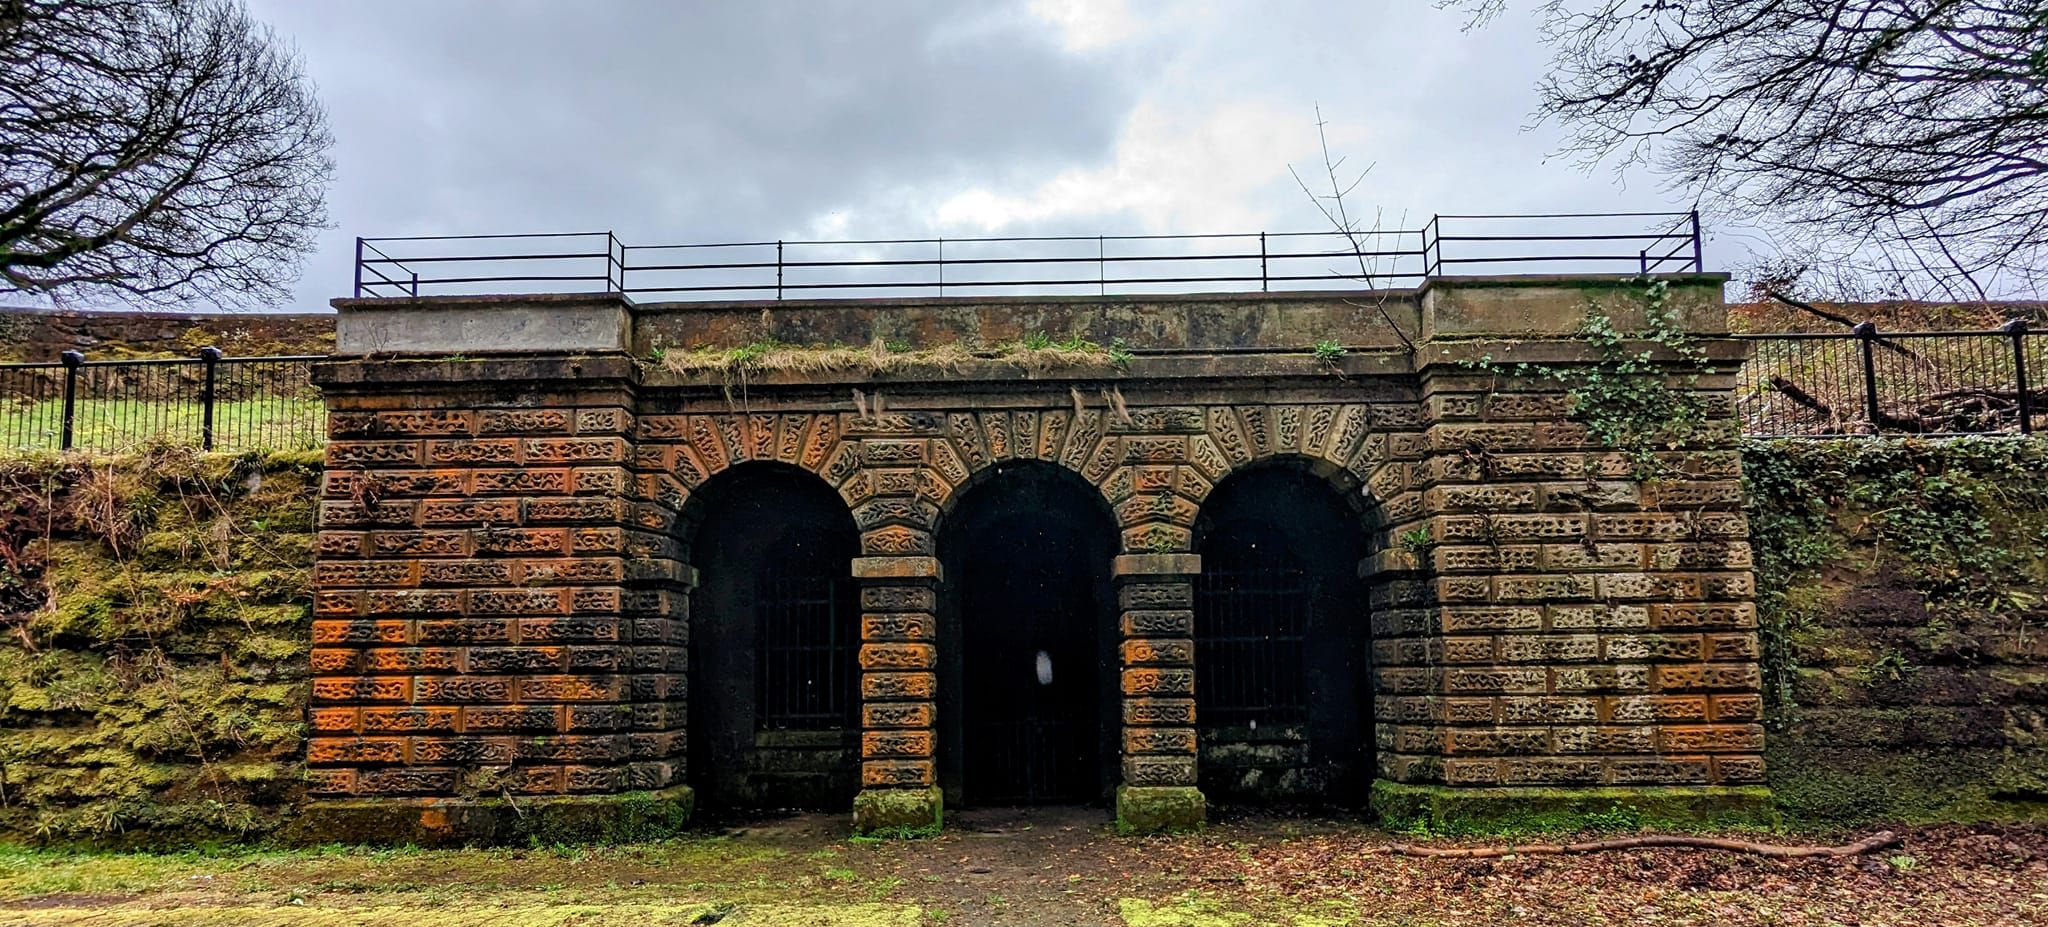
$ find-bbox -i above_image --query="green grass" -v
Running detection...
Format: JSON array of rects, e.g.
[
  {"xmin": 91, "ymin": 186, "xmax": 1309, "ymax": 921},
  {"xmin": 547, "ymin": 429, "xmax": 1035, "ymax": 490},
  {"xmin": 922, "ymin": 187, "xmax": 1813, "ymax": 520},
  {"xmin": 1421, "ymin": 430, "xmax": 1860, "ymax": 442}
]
[{"xmin": 0, "ymin": 397, "xmax": 325, "ymax": 453}]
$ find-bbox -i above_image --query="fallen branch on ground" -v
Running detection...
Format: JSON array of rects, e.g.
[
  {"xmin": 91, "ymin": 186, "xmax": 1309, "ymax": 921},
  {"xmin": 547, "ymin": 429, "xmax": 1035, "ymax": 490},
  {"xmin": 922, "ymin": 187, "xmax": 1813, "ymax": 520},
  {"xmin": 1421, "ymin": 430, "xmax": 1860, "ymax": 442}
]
[{"xmin": 1376, "ymin": 830, "xmax": 1899, "ymax": 860}]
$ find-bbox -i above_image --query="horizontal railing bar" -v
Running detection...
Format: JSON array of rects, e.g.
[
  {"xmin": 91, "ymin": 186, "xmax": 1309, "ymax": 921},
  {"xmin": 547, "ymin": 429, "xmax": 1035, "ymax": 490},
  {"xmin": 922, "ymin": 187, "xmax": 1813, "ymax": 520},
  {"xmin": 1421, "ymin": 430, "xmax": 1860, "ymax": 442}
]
[
  {"xmin": 1434, "ymin": 211, "xmax": 1694, "ymax": 219},
  {"xmin": 1436, "ymin": 232, "xmax": 1688, "ymax": 243},
  {"xmin": 362, "ymin": 231, "xmax": 612, "ymax": 243},
  {"xmin": 395, "ymin": 273, "xmax": 613, "ymax": 286},
  {"xmin": 625, "ymin": 248, "xmax": 1429, "ymax": 275},
  {"xmin": 362, "ymin": 251, "xmax": 610, "ymax": 265},
  {"xmin": 1434, "ymin": 254, "xmax": 1676, "ymax": 264}
]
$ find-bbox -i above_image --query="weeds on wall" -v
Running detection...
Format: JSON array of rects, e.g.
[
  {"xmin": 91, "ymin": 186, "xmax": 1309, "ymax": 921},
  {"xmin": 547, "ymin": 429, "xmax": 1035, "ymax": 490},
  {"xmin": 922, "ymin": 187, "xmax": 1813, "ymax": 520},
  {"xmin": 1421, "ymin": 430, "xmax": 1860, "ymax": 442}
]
[
  {"xmin": 1742, "ymin": 437, "xmax": 2048, "ymax": 727},
  {"xmin": 1464, "ymin": 278, "xmax": 1714, "ymax": 481},
  {"xmin": 0, "ymin": 446, "xmax": 316, "ymax": 843}
]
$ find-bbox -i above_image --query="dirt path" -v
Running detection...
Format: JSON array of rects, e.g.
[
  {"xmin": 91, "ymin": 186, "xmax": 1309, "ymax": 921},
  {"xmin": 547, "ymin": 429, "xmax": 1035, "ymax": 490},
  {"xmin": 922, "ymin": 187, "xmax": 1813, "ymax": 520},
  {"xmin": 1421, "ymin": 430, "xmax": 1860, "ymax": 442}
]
[{"xmin": 2, "ymin": 813, "xmax": 2043, "ymax": 926}]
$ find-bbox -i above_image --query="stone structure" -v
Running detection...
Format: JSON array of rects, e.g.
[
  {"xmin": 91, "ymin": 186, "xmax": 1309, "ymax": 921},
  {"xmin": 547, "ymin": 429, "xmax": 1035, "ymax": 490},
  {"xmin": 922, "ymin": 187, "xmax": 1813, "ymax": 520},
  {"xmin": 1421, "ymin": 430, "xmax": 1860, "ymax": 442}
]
[{"xmin": 305, "ymin": 276, "xmax": 1767, "ymax": 841}]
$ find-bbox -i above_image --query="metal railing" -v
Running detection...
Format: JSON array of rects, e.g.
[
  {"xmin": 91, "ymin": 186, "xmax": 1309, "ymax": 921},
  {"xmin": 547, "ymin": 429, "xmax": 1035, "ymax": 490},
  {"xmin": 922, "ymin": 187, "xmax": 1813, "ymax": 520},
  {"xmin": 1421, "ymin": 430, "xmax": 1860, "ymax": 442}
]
[
  {"xmin": 4, "ymin": 319, "xmax": 2042, "ymax": 453},
  {"xmin": 0, "ymin": 349, "xmax": 325, "ymax": 453},
  {"xmin": 350, "ymin": 212, "xmax": 1706, "ymax": 301},
  {"xmin": 1733, "ymin": 321, "xmax": 2043, "ymax": 437}
]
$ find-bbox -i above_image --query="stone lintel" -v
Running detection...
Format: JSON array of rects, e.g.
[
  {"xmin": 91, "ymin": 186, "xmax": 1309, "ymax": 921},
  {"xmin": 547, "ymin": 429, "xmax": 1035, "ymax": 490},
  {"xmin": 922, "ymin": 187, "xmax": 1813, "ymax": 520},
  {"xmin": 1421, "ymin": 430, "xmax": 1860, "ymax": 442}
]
[
  {"xmin": 852, "ymin": 556, "xmax": 942, "ymax": 581},
  {"xmin": 332, "ymin": 293, "xmax": 634, "ymax": 356},
  {"xmin": 1113, "ymin": 553, "xmax": 1201, "ymax": 578}
]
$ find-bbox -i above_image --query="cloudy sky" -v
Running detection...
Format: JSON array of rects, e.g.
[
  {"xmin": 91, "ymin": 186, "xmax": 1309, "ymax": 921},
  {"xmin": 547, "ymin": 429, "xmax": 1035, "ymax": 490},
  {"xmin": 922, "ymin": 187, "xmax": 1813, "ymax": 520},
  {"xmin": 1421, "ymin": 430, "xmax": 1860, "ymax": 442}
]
[{"xmin": 248, "ymin": 0, "xmax": 1728, "ymax": 313}]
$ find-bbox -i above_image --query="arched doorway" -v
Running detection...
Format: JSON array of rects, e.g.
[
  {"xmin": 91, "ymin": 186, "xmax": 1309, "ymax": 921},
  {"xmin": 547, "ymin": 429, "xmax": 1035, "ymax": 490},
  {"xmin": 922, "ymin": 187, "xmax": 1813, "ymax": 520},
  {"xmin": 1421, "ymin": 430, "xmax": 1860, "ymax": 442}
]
[
  {"xmin": 1193, "ymin": 461, "xmax": 1372, "ymax": 805},
  {"xmin": 685, "ymin": 462, "xmax": 861, "ymax": 813},
  {"xmin": 937, "ymin": 461, "xmax": 1118, "ymax": 807}
]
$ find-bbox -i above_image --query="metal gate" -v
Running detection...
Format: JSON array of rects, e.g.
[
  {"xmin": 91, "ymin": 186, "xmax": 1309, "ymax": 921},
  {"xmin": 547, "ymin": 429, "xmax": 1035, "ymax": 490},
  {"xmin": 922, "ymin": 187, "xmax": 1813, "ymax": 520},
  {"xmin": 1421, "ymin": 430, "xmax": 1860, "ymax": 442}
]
[
  {"xmin": 755, "ymin": 573, "xmax": 857, "ymax": 731},
  {"xmin": 1194, "ymin": 567, "xmax": 1314, "ymax": 726}
]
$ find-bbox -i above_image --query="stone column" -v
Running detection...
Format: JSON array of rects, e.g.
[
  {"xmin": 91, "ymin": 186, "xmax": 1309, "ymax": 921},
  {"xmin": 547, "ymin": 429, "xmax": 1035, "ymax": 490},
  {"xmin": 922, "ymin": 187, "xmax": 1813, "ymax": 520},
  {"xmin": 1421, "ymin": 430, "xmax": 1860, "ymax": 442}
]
[
  {"xmin": 1369, "ymin": 276, "xmax": 1770, "ymax": 830},
  {"xmin": 1113, "ymin": 552, "xmax": 1206, "ymax": 833},
  {"xmin": 301, "ymin": 350, "xmax": 693, "ymax": 844},
  {"xmin": 850, "ymin": 555, "xmax": 944, "ymax": 834}
]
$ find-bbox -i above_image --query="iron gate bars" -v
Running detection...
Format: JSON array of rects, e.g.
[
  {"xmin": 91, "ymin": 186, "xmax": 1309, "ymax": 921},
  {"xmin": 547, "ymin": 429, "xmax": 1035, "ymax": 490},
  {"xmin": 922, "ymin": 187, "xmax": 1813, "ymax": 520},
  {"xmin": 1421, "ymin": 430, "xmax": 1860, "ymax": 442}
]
[
  {"xmin": 755, "ymin": 572, "xmax": 858, "ymax": 731},
  {"xmin": 349, "ymin": 212, "xmax": 1706, "ymax": 301},
  {"xmin": 1194, "ymin": 566, "xmax": 1314, "ymax": 727}
]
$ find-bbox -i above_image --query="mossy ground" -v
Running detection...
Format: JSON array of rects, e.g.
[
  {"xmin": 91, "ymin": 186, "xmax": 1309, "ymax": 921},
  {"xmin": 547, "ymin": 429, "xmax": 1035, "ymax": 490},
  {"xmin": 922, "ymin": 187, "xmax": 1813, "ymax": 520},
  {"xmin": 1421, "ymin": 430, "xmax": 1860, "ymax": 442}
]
[
  {"xmin": 0, "ymin": 447, "xmax": 319, "ymax": 844},
  {"xmin": 0, "ymin": 809, "xmax": 2040, "ymax": 926}
]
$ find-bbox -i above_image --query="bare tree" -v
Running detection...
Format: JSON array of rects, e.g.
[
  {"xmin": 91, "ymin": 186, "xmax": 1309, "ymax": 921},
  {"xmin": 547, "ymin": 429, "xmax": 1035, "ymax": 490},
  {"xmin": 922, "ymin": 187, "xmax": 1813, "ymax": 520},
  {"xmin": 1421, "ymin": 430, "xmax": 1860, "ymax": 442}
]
[
  {"xmin": 1290, "ymin": 105, "xmax": 1416, "ymax": 352},
  {"xmin": 0, "ymin": 0, "xmax": 332, "ymax": 307},
  {"xmin": 1445, "ymin": 1, "xmax": 2048, "ymax": 300}
]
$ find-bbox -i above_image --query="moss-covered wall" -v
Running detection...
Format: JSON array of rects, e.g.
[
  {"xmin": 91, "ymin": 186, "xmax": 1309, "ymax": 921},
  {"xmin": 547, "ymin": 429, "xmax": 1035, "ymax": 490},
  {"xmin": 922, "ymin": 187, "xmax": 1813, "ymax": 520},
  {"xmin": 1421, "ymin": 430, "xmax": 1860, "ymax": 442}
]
[
  {"xmin": 1746, "ymin": 437, "xmax": 2048, "ymax": 824},
  {"xmin": 0, "ymin": 448, "xmax": 317, "ymax": 844},
  {"xmin": 0, "ymin": 439, "xmax": 2042, "ymax": 844}
]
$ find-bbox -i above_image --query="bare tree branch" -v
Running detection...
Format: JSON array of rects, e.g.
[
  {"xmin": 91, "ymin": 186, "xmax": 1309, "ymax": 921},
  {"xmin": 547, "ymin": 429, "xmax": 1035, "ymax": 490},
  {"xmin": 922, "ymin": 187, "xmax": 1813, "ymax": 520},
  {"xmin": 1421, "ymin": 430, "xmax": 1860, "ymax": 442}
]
[
  {"xmin": 0, "ymin": 0, "xmax": 332, "ymax": 308},
  {"xmin": 1450, "ymin": 1, "xmax": 2048, "ymax": 300}
]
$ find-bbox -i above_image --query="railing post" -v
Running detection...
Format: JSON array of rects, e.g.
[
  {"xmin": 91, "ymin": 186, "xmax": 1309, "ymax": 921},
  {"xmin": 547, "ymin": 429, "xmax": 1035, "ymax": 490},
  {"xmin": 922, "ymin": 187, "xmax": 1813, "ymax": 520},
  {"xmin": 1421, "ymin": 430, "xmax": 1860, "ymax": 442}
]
[
  {"xmin": 937, "ymin": 237, "xmax": 944, "ymax": 298},
  {"xmin": 199, "ymin": 345, "xmax": 222, "ymax": 451},
  {"xmin": 59, "ymin": 350, "xmax": 82, "ymax": 451},
  {"xmin": 1854, "ymin": 321, "xmax": 1882, "ymax": 431},
  {"xmin": 1259, "ymin": 232, "xmax": 1268, "ymax": 292},
  {"xmin": 1639, "ymin": 249, "xmax": 1649, "ymax": 275},
  {"xmin": 353, "ymin": 237, "xmax": 364, "ymax": 298},
  {"xmin": 1424, "ymin": 215, "xmax": 1440, "ymax": 277},
  {"xmin": 1098, "ymin": 235, "xmax": 1106, "ymax": 297},
  {"xmin": 1689, "ymin": 209, "xmax": 1704, "ymax": 272},
  {"xmin": 776, "ymin": 240, "xmax": 784, "ymax": 302},
  {"xmin": 2008, "ymin": 319, "xmax": 2032, "ymax": 435}
]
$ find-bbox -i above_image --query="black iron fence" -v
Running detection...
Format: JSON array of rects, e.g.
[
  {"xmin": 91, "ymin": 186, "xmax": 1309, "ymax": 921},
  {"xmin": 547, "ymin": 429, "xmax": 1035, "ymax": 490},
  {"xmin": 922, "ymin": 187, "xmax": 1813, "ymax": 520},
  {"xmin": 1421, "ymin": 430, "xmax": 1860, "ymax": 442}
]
[
  {"xmin": 1733, "ymin": 322, "xmax": 2043, "ymax": 437},
  {"xmin": 2, "ymin": 321, "xmax": 2043, "ymax": 453},
  {"xmin": 352, "ymin": 212, "xmax": 1706, "ymax": 301},
  {"xmin": 0, "ymin": 349, "xmax": 324, "ymax": 453}
]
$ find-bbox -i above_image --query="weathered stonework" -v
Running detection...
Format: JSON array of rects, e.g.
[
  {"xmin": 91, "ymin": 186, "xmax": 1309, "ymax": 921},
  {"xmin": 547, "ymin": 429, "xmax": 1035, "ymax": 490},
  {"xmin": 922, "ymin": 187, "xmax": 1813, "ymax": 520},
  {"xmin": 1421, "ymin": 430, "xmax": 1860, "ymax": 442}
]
[{"xmin": 308, "ymin": 277, "xmax": 1765, "ymax": 840}]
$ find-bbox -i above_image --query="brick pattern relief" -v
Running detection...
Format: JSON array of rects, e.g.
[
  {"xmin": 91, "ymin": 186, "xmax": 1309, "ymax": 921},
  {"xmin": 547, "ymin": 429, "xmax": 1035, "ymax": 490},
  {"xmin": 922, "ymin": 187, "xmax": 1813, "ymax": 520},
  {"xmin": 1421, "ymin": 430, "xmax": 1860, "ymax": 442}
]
[
  {"xmin": 1394, "ymin": 372, "xmax": 1765, "ymax": 788},
  {"xmin": 309, "ymin": 397, "xmax": 678, "ymax": 799},
  {"xmin": 311, "ymin": 376, "xmax": 1761, "ymax": 803}
]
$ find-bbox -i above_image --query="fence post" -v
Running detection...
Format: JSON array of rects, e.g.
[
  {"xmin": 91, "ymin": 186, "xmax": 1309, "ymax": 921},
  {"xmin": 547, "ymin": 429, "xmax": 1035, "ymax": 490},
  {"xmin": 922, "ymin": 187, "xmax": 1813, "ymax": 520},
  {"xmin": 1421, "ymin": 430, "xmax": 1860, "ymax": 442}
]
[
  {"xmin": 353, "ymin": 237, "xmax": 364, "ymax": 298},
  {"xmin": 59, "ymin": 350, "xmax": 83, "ymax": 451},
  {"xmin": 776, "ymin": 240, "xmax": 784, "ymax": 301},
  {"xmin": 1098, "ymin": 235, "xmax": 1106, "ymax": 297},
  {"xmin": 199, "ymin": 345, "xmax": 222, "ymax": 450},
  {"xmin": 1689, "ymin": 210, "xmax": 1703, "ymax": 272},
  {"xmin": 937, "ymin": 237, "xmax": 945, "ymax": 298},
  {"xmin": 1854, "ymin": 321, "xmax": 1882, "ymax": 431},
  {"xmin": 1259, "ymin": 232, "xmax": 1268, "ymax": 292},
  {"xmin": 2008, "ymin": 319, "xmax": 2032, "ymax": 435}
]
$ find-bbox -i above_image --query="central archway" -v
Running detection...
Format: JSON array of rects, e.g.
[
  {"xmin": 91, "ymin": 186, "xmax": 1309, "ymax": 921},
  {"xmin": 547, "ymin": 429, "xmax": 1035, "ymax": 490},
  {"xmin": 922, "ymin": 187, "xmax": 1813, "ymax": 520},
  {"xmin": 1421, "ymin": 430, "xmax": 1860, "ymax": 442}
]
[{"xmin": 937, "ymin": 460, "xmax": 1118, "ymax": 807}]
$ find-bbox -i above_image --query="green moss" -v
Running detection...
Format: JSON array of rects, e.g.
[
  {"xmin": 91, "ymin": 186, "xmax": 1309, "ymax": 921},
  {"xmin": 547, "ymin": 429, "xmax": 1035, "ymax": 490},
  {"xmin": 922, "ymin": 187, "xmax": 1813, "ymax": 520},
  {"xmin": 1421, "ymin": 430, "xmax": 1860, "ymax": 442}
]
[
  {"xmin": 284, "ymin": 787, "xmax": 696, "ymax": 848},
  {"xmin": 0, "ymin": 448, "xmax": 314, "ymax": 846},
  {"xmin": 1370, "ymin": 781, "xmax": 1778, "ymax": 835},
  {"xmin": 1115, "ymin": 785, "xmax": 1206, "ymax": 836},
  {"xmin": 1746, "ymin": 437, "xmax": 2048, "ymax": 824},
  {"xmin": 850, "ymin": 787, "xmax": 942, "ymax": 837}
]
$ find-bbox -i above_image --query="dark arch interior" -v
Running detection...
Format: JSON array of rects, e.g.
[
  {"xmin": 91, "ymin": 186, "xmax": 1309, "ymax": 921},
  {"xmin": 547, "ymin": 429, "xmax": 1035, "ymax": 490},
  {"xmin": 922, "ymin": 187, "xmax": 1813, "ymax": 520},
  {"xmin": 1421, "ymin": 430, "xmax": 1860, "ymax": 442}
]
[
  {"xmin": 1193, "ymin": 462, "xmax": 1372, "ymax": 806},
  {"xmin": 685, "ymin": 462, "xmax": 861, "ymax": 815},
  {"xmin": 937, "ymin": 461, "xmax": 1118, "ymax": 807}
]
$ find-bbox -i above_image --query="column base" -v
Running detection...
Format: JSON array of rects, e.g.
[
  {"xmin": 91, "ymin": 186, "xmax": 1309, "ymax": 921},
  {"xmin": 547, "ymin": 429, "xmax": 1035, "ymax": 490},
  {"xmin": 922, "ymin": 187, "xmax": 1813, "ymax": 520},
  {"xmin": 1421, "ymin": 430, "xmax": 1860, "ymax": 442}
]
[
  {"xmin": 1370, "ymin": 781, "xmax": 1777, "ymax": 835},
  {"xmin": 284, "ymin": 785, "xmax": 695, "ymax": 847},
  {"xmin": 852, "ymin": 786, "xmax": 943, "ymax": 837},
  {"xmin": 1115, "ymin": 785, "xmax": 1206, "ymax": 835}
]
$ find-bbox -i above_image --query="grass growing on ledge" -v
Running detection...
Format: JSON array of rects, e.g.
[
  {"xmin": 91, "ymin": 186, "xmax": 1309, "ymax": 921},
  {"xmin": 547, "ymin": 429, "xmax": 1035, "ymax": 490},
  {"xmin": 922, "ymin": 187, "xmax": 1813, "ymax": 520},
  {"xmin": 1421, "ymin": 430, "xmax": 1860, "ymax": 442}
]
[{"xmin": 658, "ymin": 334, "xmax": 1131, "ymax": 378}]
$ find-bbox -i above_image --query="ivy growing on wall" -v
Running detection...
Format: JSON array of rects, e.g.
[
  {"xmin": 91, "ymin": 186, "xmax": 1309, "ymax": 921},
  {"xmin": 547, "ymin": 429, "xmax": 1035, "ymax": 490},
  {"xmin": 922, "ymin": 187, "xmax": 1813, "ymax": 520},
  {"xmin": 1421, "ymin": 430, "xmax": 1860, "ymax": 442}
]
[{"xmin": 1465, "ymin": 278, "xmax": 1714, "ymax": 481}]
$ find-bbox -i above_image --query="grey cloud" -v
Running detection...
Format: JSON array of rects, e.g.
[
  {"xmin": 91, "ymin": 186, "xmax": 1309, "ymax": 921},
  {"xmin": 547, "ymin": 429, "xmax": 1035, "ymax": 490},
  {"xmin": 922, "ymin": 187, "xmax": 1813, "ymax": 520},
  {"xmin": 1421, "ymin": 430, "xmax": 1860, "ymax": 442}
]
[{"xmin": 254, "ymin": 0, "xmax": 1137, "ymax": 310}]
